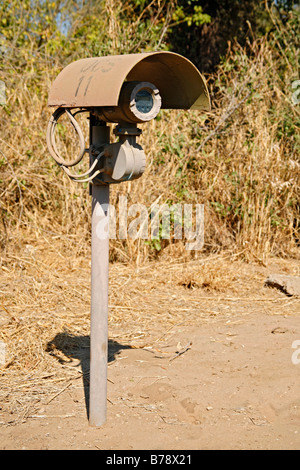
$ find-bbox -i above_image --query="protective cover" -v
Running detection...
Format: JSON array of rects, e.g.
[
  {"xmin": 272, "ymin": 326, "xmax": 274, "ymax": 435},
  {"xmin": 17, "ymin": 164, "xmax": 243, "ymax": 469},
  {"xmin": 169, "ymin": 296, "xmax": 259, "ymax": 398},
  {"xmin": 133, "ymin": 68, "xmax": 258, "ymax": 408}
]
[{"xmin": 48, "ymin": 51, "xmax": 210, "ymax": 112}]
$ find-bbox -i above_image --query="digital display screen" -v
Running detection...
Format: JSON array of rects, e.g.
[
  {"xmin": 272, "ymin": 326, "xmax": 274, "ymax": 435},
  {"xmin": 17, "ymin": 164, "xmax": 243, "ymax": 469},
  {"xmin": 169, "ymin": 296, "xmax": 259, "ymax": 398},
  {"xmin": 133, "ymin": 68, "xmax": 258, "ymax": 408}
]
[{"xmin": 135, "ymin": 90, "xmax": 153, "ymax": 114}]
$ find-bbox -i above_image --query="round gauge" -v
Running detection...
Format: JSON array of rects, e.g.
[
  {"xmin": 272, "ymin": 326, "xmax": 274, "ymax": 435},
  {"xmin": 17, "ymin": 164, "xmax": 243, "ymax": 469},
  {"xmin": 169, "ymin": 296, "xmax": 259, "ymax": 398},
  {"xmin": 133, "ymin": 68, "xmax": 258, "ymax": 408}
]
[
  {"xmin": 101, "ymin": 81, "xmax": 162, "ymax": 123},
  {"xmin": 135, "ymin": 90, "xmax": 154, "ymax": 114}
]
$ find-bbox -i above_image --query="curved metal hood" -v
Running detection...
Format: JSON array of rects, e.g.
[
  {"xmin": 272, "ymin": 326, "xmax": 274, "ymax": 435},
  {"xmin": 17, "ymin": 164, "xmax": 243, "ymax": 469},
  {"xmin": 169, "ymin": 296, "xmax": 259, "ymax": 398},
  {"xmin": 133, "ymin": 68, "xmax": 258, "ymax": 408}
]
[{"xmin": 48, "ymin": 51, "xmax": 210, "ymax": 112}]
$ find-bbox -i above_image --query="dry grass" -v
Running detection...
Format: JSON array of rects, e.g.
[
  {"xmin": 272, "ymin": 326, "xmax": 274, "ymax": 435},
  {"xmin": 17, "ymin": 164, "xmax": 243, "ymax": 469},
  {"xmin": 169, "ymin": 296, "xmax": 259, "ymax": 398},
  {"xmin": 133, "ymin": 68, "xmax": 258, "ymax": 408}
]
[{"xmin": 0, "ymin": 26, "xmax": 299, "ymax": 264}]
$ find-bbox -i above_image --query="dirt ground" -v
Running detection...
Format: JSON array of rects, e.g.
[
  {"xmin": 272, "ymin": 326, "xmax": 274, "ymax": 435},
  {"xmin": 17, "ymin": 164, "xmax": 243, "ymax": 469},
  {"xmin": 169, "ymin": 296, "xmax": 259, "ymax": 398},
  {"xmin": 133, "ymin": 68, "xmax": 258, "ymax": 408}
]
[{"xmin": 0, "ymin": 252, "xmax": 299, "ymax": 450}]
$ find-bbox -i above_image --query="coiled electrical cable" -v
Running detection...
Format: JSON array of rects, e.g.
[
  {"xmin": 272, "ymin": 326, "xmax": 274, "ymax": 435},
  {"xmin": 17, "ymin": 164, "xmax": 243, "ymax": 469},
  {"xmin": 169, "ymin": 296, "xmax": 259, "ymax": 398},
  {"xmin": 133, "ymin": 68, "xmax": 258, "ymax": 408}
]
[
  {"xmin": 46, "ymin": 108, "xmax": 86, "ymax": 167},
  {"xmin": 64, "ymin": 168, "xmax": 104, "ymax": 183},
  {"xmin": 46, "ymin": 108, "xmax": 105, "ymax": 183},
  {"xmin": 62, "ymin": 150, "xmax": 104, "ymax": 182}
]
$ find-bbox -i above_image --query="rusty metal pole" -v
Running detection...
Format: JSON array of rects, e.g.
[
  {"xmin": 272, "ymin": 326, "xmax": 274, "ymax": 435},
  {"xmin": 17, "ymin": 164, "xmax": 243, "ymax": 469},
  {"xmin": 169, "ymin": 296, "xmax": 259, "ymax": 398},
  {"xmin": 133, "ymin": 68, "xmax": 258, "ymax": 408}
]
[{"xmin": 89, "ymin": 117, "xmax": 110, "ymax": 427}]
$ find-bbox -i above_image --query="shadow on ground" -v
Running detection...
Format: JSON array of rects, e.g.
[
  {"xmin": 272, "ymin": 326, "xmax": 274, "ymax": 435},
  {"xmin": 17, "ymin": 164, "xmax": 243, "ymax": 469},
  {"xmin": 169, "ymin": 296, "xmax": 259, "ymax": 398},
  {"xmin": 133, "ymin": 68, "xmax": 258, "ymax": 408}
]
[{"xmin": 46, "ymin": 332, "xmax": 132, "ymax": 418}]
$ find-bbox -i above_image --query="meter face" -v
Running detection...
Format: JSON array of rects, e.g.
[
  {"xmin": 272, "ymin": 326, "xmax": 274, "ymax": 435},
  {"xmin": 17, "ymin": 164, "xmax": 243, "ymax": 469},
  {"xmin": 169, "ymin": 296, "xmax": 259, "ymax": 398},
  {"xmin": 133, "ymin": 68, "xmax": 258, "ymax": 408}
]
[{"xmin": 135, "ymin": 90, "xmax": 154, "ymax": 114}]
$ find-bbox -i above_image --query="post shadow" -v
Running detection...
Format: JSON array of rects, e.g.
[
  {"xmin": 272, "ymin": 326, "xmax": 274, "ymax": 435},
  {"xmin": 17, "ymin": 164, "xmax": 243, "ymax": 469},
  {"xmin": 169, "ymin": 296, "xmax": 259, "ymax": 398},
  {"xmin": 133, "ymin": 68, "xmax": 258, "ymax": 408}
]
[{"xmin": 46, "ymin": 331, "xmax": 133, "ymax": 419}]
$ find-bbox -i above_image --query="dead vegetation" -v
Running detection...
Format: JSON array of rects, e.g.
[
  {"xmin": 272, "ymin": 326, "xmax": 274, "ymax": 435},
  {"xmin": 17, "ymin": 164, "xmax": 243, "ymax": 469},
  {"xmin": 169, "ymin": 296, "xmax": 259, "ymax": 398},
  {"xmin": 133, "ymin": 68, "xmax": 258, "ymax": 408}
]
[{"xmin": 0, "ymin": 17, "xmax": 299, "ymax": 263}]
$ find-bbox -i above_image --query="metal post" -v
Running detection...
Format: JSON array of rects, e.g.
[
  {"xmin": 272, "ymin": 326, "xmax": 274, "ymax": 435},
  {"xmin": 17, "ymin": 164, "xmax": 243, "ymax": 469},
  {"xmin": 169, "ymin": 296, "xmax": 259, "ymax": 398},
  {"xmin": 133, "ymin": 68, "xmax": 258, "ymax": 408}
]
[{"xmin": 89, "ymin": 118, "xmax": 110, "ymax": 427}]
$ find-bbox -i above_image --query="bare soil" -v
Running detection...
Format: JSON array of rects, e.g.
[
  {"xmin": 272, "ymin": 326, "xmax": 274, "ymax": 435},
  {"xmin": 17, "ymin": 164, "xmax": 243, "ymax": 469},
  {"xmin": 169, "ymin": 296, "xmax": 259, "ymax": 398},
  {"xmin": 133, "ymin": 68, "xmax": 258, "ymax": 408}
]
[{"xmin": 0, "ymin": 253, "xmax": 299, "ymax": 450}]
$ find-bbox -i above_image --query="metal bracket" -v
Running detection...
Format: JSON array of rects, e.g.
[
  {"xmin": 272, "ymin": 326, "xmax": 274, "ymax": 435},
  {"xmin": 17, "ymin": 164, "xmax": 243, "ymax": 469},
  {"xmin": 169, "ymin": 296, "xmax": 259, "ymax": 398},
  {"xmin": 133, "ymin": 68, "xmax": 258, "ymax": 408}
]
[{"xmin": 91, "ymin": 124, "xmax": 146, "ymax": 185}]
